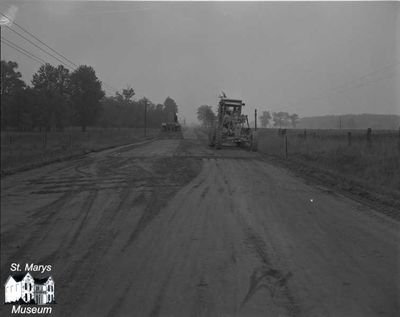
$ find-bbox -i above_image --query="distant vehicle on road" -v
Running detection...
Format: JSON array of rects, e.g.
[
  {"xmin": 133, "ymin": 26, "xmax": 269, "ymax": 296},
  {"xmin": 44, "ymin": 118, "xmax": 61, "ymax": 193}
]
[{"xmin": 161, "ymin": 122, "xmax": 181, "ymax": 132}]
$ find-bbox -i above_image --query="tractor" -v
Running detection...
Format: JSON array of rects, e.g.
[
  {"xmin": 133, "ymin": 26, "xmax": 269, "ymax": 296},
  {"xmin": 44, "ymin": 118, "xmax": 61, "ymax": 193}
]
[
  {"xmin": 160, "ymin": 108, "xmax": 181, "ymax": 138},
  {"xmin": 208, "ymin": 96, "xmax": 258, "ymax": 151}
]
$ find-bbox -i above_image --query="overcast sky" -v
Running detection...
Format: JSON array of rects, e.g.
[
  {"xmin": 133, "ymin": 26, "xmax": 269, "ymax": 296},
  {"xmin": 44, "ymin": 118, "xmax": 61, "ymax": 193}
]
[{"xmin": 1, "ymin": 1, "xmax": 399, "ymax": 123}]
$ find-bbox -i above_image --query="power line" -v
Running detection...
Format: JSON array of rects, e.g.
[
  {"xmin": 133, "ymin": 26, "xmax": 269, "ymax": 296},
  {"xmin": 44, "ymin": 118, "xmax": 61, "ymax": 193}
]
[
  {"xmin": 2, "ymin": 37, "xmax": 116, "ymax": 95},
  {"xmin": 1, "ymin": 37, "xmax": 47, "ymax": 64},
  {"xmin": 1, "ymin": 13, "xmax": 122, "ymax": 95},
  {"xmin": 1, "ymin": 38, "xmax": 45, "ymax": 65},
  {"xmin": 3, "ymin": 29, "xmax": 117, "ymax": 94},
  {"xmin": 4, "ymin": 26, "xmax": 77, "ymax": 69},
  {"xmin": 0, "ymin": 11, "xmax": 78, "ymax": 68}
]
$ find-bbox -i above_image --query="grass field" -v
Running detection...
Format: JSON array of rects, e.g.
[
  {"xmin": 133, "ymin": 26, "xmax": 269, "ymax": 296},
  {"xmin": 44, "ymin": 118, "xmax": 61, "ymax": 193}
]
[
  {"xmin": 1, "ymin": 127, "xmax": 158, "ymax": 174},
  {"xmin": 257, "ymin": 128, "xmax": 400, "ymax": 193}
]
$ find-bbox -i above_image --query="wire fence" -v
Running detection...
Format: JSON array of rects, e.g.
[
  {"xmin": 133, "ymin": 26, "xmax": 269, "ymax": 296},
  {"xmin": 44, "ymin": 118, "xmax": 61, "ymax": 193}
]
[
  {"xmin": 1, "ymin": 127, "xmax": 159, "ymax": 172},
  {"xmin": 257, "ymin": 128, "xmax": 400, "ymax": 190},
  {"xmin": 258, "ymin": 128, "xmax": 400, "ymax": 158}
]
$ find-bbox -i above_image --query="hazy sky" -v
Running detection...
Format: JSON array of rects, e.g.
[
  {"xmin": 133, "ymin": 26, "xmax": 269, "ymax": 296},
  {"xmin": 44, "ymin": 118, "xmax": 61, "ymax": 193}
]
[{"xmin": 1, "ymin": 1, "xmax": 399, "ymax": 123}]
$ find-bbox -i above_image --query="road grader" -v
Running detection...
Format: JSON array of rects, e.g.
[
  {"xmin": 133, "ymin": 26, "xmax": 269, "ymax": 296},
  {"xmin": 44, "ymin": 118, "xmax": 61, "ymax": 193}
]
[{"xmin": 208, "ymin": 96, "xmax": 258, "ymax": 151}]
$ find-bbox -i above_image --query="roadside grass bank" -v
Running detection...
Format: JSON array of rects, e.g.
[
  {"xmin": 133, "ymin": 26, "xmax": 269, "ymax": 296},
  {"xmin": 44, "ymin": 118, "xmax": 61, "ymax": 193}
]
[
  {"xmin": 257, "ymin": 128, "xmax": 400, "ymax": 218},
  {"xmin": 1, "ymin": 127, "xmax": 159, "ymax": 176}
]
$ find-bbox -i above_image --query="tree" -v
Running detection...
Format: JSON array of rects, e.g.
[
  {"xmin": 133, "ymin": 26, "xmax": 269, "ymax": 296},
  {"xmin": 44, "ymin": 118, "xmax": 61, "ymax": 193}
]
[
  {"xmin": 31, "ymin": 64, "xmax": 71, "ymax": 130},
  {"xmin": 99, "ymin": 95, "xmax": 122, "ymax": 128},
  {"xmin": 1, "ymin": 60, "xmax": 25, "ymax": 95},
  {"xmin": 97, "ymin": 95, "xmax": 168, "ymax": 129},
  {"xmin": 69, "ymin": 65, "xmax": 104, "ymax": 132},
  {"xmin": 260, "ymin": 111, "xmax": 272, "ymax": 128},
  {"xmin": 272, "ymin": 112, "xmax": 290, "ymax": 128},
  {"xmin": 138, "ymin": 97, "xmax": 150, "ymax": 127},
  {"xmin": 1, "ymin": 60, "xmax": 26, "ymax": 129},
  {"xmin": 115, "ymin": 86, "xmax": 135, "ymax": 104},
  {"xmin": 122, "ymin": 86, "xmax": 135, "ymax": 102},
  {"xmin": 197, "ymin": 105, "xmax": 216, "ymax": 127},
  {"xmin": 163, "ymin": 97, "xmax": 178, "ymax": 122},
  {"xmin": 289, "ymin": 113, "xmax": 299, "ymax": 128}
]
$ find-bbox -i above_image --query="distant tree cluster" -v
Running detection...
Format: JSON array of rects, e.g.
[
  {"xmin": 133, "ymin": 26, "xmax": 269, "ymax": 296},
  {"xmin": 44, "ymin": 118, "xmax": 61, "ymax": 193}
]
[
  {"xmin": 259, "ymin": 110, "xmax": 299, "ymax": 128},
  {"xmin": 99, "ymin": 94, "xmax": 178, "ymax": 129},
  {"xmin": 1, "ymin": 60, "xmax": 179, "ymax": 131},
  {"xmin": 197, "ymin": 105, "xmax": 216, "ymax": 127}
]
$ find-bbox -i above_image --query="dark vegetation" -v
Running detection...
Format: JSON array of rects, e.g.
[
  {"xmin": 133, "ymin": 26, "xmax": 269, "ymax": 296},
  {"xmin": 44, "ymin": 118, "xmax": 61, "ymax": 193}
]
[
  {"xmin": 197, "ymin": 105, "xmax": 216, "ymax": 128},
  {"xmin": 1, "ymin": 60, "xmax": 179, "ymax": 174},
  {"xmin": 1, "ymin": 60, "xmax": 179, "ymax": 132}
]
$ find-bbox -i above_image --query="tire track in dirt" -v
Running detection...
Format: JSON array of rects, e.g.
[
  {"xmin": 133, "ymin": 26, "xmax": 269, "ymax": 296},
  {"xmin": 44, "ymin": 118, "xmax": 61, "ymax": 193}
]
[
  {"xmin": 104, "ymin": 282, "xmax": 135, "ymax": 317},
  {"xmin": 1, "ymin": 191, "xmax": 74, "ymax": 272},
  {"xmin": 240, "ymin": 227, "xmax": 298, "ymax": 316},
  {"xmin": 210, "ymin": 158, "xmax": 300, "ymax": 316},
  {"xmin": 121, "ymin": 157, "xmax": 202, "ymax": 251},
  {"xmin": 57, "ymin": 185, "xmax": 137, "ymax": 316},
  {"xmin": 57, "ymin": 148, "xmax": 201, "ymax": 315},
  {"xmin": 149, "ymin": 266, "xmax": 176, "ymax": 317},
  {"xmin": 39, "ymin": 190, "xmax": 99, "ymax": 266},
  {"xmin": 71, "ymin": 153, "xmax": 203, "ymax": 315}
]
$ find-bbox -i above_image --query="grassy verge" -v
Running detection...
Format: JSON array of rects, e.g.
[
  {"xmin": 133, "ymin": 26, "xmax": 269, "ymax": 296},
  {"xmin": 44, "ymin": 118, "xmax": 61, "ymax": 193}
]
[
  {"xmin": 1, "ymin": 127, "xmax": 159, "ymax": 176},
  {"xmin": 257, "ymin": 128, "xmax": 400, "ymax": 218}
]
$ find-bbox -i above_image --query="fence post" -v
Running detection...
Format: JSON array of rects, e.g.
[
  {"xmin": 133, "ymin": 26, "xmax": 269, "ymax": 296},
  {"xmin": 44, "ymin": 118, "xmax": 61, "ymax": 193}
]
[
  {"xmin": 398, "ymin": 127, "xmax": 400, "ymax": 151},
  {"xmin": 366, "ymin": 128, "xmax": 372, "ymax": 149},
  {"xmin": 285, "ymin": 133, "xmax": 288, "ymax": 160},
  {"xmin": 347, "ymin": 132, "xmax": 352, "ymax": 146}
]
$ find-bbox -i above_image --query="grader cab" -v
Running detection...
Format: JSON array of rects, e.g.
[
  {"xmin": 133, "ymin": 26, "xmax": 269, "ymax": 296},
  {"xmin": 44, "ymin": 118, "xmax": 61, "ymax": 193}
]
[{"xmin": 209, "ymin": 97, "xmax": 258, "ymax": 151}]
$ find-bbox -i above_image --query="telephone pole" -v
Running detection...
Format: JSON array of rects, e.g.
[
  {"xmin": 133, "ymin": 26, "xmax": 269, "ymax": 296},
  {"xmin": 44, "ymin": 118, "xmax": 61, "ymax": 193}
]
[{"xmin": 144, "ymin": 99, "xmax": 147, "ymax": 137}]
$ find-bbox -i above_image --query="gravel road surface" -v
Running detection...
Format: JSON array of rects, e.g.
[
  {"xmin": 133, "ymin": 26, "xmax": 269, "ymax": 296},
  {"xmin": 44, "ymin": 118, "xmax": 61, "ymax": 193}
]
[{"xmin": 1, "ymin": 128, "xmax": 399, "ymax": 316}]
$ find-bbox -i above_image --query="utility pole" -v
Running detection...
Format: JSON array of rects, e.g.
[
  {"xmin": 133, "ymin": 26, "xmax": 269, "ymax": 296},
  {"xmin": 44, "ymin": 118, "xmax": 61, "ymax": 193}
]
[
  {"xmin": 144, "ymin": 99, "xmax": 147, "ymax": 137},
  {"xmin": 254, "ymin": 109, "xmax": 257, "ymax": 131},
  {"xmin": 0, "ymin": 26, "xmax": 2, "ymax": 96}
]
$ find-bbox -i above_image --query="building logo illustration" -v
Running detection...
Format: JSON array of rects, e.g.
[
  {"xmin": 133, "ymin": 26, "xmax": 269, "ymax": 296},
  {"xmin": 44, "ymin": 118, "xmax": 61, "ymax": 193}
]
[{"xmin": 4, "ymin": 272, "xmax": 55, "ymax": 305}]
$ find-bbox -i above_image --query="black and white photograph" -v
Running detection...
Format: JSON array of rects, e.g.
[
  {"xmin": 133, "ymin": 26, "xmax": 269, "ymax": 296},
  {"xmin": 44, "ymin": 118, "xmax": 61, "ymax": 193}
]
[{"xmin": 1, "ymin": 0, "xmax": 399, "ymax": 316}]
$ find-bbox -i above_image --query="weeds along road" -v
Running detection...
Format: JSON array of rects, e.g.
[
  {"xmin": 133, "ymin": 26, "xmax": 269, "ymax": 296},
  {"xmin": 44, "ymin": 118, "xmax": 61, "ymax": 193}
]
[{"xmin": 1, "ymin": 128, "xmax": 399, "ymax": 317}]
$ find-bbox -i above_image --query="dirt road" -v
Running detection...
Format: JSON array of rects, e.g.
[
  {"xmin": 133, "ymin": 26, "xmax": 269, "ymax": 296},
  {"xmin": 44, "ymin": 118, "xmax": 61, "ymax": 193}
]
[{"xmin": 1, "ymin": 129, "xmax": 399, "ymax": 316}]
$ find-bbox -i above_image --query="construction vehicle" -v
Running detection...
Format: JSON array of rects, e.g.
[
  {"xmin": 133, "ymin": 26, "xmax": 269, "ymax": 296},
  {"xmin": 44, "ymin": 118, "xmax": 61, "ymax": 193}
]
[
  {"xmin": 161, "ymin": 122, "xmax": 181, "ymax": 132},
  {"xmin": 208, "ymin": 96, "xmax": 258, "ymax": 151},
  {"xmin": 160, "ymin": 108, "xmax": 182, "ymax": 139}
]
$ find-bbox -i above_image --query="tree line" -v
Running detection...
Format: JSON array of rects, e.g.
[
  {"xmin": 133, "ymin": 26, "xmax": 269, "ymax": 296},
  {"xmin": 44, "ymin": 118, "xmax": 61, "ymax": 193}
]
[
  {"xmin": 1, "ymin": 60, "xmax": 178, "ymax": 132},
  {"xmin": 259, "ymin": 111, "xmax": 299, "ymax": 128}
]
